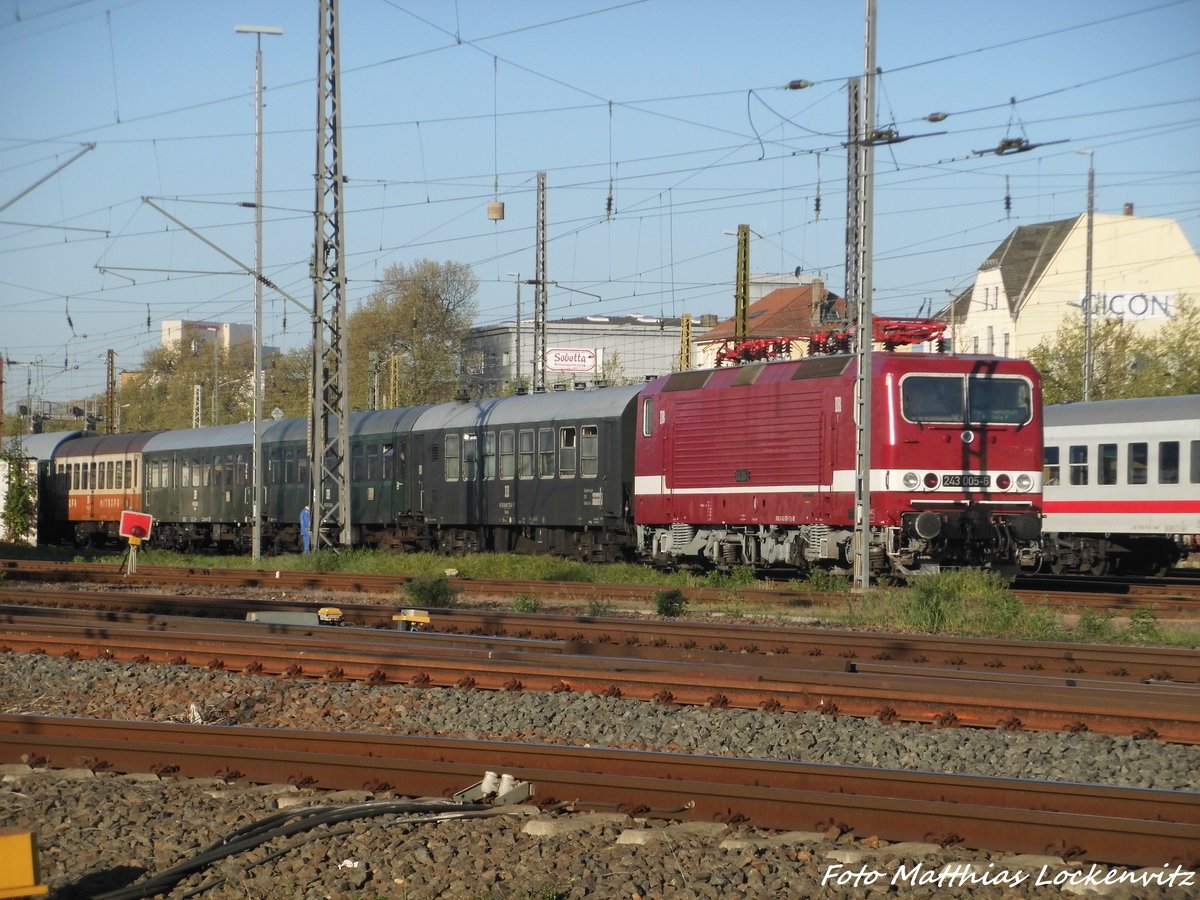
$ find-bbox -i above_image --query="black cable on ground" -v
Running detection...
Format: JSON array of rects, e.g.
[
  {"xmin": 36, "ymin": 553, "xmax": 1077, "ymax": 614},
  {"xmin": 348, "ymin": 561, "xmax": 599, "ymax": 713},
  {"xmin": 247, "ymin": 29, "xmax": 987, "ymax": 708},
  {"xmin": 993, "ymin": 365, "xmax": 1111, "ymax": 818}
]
[{"xmin": 95, "ymin": 798, "xmax": 495, "ymax": 900}]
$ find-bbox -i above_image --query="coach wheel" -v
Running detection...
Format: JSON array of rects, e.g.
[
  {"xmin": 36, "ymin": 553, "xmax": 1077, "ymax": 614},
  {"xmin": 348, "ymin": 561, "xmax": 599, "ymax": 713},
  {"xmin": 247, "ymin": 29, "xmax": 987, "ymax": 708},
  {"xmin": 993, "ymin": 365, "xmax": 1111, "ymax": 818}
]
[{"xmin": 1086, "ymin": 558, "xmax": 1110, "ymax": 577}]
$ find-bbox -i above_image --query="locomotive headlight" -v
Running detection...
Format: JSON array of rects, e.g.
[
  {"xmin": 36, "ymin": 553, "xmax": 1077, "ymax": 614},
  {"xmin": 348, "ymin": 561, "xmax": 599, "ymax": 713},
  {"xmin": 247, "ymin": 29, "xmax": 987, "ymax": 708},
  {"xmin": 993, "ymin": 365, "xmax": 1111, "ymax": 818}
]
[
  {"xmin": 923, "ymin": 472, "xmax": 939, "ymax": 489},
  {"xmin": 996, "ymin": 474, "xmax": 1012, "ymax": 490},
  {"xmin": 1015, "ymin": 473, "xmax": 1033, "ymax": 492},
  {"xmin": 903, "ymin": 472, "xmax": 919, "ymax": 490}
]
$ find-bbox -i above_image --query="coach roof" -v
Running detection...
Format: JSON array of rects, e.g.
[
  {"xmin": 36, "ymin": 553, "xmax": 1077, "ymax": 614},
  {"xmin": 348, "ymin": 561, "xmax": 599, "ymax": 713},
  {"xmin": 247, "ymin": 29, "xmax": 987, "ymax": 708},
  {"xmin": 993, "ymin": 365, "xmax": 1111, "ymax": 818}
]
[
  {"xmin": 413, "ymin": 384, "xmax": 642, "ymax": 432},
  {"xmin": 142, "ymin": 422, "xmax": 253, "ymax": 453},
  {"xmin": 1045, "ymin": 394, "xmax": 1200, "ymax": 428}
]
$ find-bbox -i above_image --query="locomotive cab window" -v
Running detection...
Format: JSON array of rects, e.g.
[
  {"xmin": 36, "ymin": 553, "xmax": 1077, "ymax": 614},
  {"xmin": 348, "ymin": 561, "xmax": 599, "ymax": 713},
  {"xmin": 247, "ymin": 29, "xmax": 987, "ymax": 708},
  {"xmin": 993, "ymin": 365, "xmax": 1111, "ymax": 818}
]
[
  {"xmin": 901, "ymin": 376, "xmax": 963, "ymax": 423},
  {"xmin": 967, "ymin": 377, "xmax": 1031, "ymax": 425}
]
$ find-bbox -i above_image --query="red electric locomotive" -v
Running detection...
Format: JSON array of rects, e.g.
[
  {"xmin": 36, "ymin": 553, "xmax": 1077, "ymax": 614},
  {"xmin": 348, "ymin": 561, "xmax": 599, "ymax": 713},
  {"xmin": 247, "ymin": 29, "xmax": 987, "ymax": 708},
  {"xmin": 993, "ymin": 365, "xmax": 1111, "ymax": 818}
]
[{"xmin": 633, "ymin": 351, "xmax": 1042, "ymax": 577}]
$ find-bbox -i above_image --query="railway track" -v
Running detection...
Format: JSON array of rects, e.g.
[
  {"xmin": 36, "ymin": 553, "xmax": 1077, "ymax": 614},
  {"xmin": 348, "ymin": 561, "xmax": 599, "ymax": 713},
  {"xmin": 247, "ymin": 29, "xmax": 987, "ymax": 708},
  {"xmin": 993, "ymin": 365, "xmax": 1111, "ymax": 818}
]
[
  {"xmin": 3, "ymin": 597, "xmax": 1197, "ymax": 742},
  {"xmin": 4, "ymin": 586, "xmax": 1199, "ymax": 685},
  {"xmin": 2, "ymin": 559, "xmax": 1197, "ymax": 618},
  {"xmin": 0, "ymin": 714, "xmax": 1194, "ymax": 868}
]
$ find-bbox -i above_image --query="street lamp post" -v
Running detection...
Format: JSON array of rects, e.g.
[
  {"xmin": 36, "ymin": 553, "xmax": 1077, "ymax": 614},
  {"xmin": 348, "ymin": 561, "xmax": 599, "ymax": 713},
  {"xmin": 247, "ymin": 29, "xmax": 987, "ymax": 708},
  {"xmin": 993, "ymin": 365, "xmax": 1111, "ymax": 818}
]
[
  {"xmin": 236, "ymin": 23, "xmax": 283, "ymax": 561},
  {"xmin": 1075, "ymin": 148, "xmax": 1095, "ymax": 402}
]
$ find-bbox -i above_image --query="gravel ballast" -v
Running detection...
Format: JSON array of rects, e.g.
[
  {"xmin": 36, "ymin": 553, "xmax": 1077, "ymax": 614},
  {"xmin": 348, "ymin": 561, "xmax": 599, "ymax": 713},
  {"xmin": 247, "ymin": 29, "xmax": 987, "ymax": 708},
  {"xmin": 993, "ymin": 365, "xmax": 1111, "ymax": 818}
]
[{"xmin": 1, "ymin": 653, "xmax": 1197, "ymax": 898}]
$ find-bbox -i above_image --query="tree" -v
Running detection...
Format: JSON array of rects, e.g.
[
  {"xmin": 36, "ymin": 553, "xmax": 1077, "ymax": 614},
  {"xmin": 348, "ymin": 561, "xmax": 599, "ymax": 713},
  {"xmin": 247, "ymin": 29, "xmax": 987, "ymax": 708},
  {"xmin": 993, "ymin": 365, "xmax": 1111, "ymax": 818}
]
[
  {"xmin": 1025, "ymin": 296, "xmax": 1198, "ymax": 404},
  {"xmin": 349, "ymin": 260, "xmax": 478, "ymax": 408},
  {"xmin": 1, "ymin": 436, "xmax": 36, "ymax": 544},
  {"xmin": 262, "ymin": 347, "xmax": 312, "ymax": 422}
]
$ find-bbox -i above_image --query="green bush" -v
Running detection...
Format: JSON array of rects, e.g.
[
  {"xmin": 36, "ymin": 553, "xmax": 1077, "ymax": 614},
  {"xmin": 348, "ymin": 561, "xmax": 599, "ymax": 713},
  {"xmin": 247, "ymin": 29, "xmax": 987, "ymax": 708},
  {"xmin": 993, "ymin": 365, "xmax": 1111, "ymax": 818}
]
[
  {"xmin": 584, "ymin": 596, "xmax": 615, "ymax": 617},
  {"xmin": 404, "ymin": 575, "xmax": 460, "ymax": 609},
  {"xmin": 511, "ymin": 594, "xmax": 542, "ymax": 614},
  {"xmin": 806, "ymin": 569, "xmax": 851, "ymax": 593},
  {"xmin": 1075, "ymin": 609, "xmax": 1116, "ymax": 641},
  {"xmin": 1124, "ymin": 608, "xmax": 1161, "ymax": 644},
  {"xmin": 653, "ymin": 588, "xmax": 688, "ymax": 618}
]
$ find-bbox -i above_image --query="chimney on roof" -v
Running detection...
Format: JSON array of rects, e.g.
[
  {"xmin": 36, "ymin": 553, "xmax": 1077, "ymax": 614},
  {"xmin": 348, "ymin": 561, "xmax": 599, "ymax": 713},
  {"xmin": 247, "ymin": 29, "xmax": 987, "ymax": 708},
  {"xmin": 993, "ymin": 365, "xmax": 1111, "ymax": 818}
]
[{"xmin": 1123, "ymin": 203, "xmax": 1134, "ymax": 216}]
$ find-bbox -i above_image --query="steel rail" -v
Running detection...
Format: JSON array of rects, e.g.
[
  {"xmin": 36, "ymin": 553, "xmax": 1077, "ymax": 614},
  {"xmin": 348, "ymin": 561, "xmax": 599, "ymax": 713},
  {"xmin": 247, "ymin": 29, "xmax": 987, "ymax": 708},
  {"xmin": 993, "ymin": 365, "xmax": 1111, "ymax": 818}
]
[
  {"xmin": 3, "ymin": 586, "xmax": 1197, "ymax": 684},
  {"xmin": 2, "ymin": 559, "xmax": 1196, "ymax": 616},
  {"xmin": 1, "ymin": 614, "xmax": 1197, "ymax": 743},
  {"xmin": 0, "ymin": 715, "xmax": 1194, "ymax": 868}
]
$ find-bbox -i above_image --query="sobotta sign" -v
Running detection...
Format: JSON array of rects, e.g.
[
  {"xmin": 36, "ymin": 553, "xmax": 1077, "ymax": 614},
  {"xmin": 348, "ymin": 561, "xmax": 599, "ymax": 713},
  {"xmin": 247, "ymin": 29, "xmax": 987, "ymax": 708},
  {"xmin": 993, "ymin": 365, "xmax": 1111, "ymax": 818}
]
[{"xmin": 546, "ymin": 348, "xmax": 597, "ymax": 373}]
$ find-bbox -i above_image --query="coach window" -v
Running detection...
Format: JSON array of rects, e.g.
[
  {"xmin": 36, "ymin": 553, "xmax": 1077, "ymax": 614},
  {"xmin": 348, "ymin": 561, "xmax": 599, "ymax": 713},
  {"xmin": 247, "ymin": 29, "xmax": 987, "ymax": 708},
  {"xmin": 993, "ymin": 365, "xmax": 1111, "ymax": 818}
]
[
  {"xmin": 284, "ymin": 449, "xmax": 296, "ymax": 484},
  {"xmin": 297, "ymin": 454, "xmax": 308, "ymax": 487},
  {"xmin": 581, "ymin": 425, "xmax": 598, "ymax": 477},
  {"xmin": 518, "ymin": 429, "xmax": 534, "ymax": 479},
  {"xmin": 642, "ymin": 398, "xmax": 653, "ymax": 437},
  {"xmin": 1190, "ymin": 441, "xmax": 1200, "ymax": 484},
  {"xmin": 1069, "ymin": 445, "xmax": 1088, "ymax": 486},
  {"xmin": 382, "ymin": 444, "xmax": 395, "ymax": 481},
  {"xmin": 115, "ymin": 460, "xmax": 124, "ymax": 490},
  {"xmin": 147, "ymin": 463, "xmax": 158, "ymax": 490},
  {"xmin": 538, "ymin": 428, "xmax": 555, "ymax": 478},
  {"xmin": 559, "ymin": 427, "xmax": 577, "ymax": 477},
  {"xmin": 367, "ymin": 444, "xmax": 381, "ymax": 481},
  {"xmin": 1098, "ymin": 444, "xmax": 1118, "ymax": 485},
  {"xmin": 1159, "ymin": 441, "xmax": 1179, "ymax": 485},
  {"xmin": 463, "ymin": 435, "xmax": 479, "ymax": 480},
  {"xmin": 482, "ymin": 433, "xmax": 496, "ymax": 480},
  {"xmin": 444, "ymin": 434, "xmax": 461, "ymax": 481},
  {"xmin": 90, "ymin": 462, "xmax": 97, "ymax": 490},
  {"xmin": 351, "ymin": 445, "xmax": 364, "ymax": 481},
  {"xmin": 1128, "ymin": 443, "xmax": 1148, "ymax": 485},
  {"xmin": 500, "ymin": 430, "xmax": 516, "ymax": 480}
]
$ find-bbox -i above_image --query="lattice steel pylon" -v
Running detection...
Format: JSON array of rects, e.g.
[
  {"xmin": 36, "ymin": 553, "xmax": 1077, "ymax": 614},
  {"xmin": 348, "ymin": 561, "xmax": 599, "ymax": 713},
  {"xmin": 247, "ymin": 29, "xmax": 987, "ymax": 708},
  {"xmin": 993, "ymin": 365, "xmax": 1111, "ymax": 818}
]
[
  {"xmin": 534, "ymin": 171, "xmax": 547, "ymax": 392},
  {"xmin": 310, "ymin": 0, "xmax": 351, "ymax": 549},
  {"xmin": 734, "ymin": 224, "xmax": 750, "ymax": 344},
  {"xmin": 105, "ymin": 350, "xmax": 115, "ymax": 434}
]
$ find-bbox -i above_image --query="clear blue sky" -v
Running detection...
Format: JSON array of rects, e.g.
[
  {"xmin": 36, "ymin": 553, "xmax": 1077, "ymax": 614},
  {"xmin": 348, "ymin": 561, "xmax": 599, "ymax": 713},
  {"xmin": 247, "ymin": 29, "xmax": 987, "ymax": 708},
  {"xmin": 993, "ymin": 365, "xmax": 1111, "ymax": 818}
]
[{"xmin": 2, "ymin": 0, "xmax": 1198, "ymax": 411}]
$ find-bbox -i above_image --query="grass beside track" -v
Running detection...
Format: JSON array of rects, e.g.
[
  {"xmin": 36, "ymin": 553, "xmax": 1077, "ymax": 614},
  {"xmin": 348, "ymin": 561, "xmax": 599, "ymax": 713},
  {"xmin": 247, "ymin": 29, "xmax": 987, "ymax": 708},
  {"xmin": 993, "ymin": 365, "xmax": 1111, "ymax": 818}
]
[{"xmin": 2, "ymin": 542, "xmax": 1197, "ymax": 647}]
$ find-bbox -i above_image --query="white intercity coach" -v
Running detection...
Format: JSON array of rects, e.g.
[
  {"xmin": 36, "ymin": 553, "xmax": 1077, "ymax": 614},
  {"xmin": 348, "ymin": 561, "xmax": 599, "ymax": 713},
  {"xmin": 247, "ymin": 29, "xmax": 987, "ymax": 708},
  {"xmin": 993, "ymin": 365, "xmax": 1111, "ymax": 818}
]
[{"xmin": 1041, "ymin": 394, "xmax": 1200, "ymax": 575}]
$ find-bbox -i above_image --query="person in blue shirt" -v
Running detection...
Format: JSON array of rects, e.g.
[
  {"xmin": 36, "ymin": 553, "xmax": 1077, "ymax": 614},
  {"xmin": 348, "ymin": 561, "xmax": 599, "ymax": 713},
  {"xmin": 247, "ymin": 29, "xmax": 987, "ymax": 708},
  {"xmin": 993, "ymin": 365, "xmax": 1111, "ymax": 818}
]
[{"xmin": 299, "ymin": 504, "xmax": 311, "ymax": 554}]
